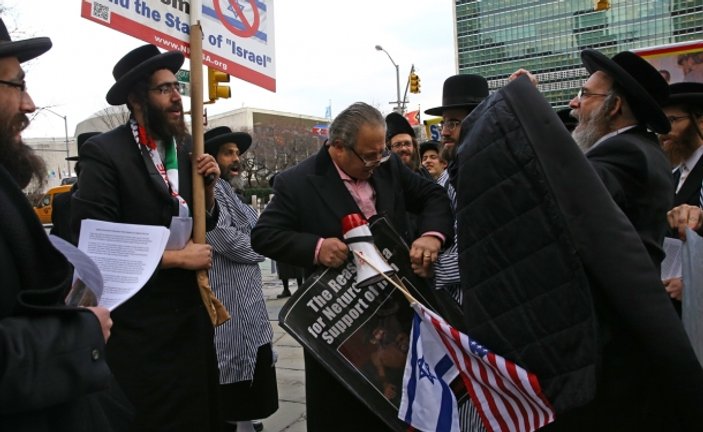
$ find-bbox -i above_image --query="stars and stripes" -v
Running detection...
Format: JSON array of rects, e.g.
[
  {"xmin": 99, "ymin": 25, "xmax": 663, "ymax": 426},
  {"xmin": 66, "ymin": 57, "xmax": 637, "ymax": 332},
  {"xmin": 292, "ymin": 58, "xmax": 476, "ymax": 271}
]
[{"xmin": 403, "ymin": 302, "xmax": 555, "ymax": 432}]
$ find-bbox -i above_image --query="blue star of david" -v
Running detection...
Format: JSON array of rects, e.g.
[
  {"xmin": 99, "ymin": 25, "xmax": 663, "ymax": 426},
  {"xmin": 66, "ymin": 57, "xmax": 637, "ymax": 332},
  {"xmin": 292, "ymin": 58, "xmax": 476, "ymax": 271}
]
[{"xmin": 418, "ymin": 356, "xmax": 436, "ymax": 384}]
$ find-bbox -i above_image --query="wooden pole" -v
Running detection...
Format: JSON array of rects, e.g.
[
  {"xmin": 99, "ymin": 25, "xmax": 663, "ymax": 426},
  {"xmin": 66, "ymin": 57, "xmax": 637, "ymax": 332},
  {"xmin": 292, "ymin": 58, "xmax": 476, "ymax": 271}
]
[
  {"xmin": 190, "ymin": 3, "xmax": 230, "ymax": 326},
  {"xmin": 352, "ymin": 250, "xmax": 419, "ymax": 305}
]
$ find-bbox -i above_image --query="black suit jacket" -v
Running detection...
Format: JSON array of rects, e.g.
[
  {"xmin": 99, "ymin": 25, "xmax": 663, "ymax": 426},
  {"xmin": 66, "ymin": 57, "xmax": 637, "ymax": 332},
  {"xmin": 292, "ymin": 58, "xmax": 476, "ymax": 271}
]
[
  {"xmin": 674, "ymin": 153, "xmax": 703, "ymax": 207},
  {"xmin": 251, "ymin": 144, "xmax": 453, "ymax": 273},
  {"xmin": 70, "ymin": 124, "xmax": 220, "ymax": 431},
  {"xmin": 586, "ymin": 127, "xmax": 673, "ymax": 270},
  {"xmin": 251, "ymin": 144, "xmax": 452, "ymax": 432}
]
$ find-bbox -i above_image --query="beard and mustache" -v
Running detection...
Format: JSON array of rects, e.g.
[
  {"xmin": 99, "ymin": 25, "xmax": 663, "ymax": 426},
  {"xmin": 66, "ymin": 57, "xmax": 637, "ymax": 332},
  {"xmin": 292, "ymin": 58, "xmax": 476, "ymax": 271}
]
[
  {"xmin": 143, "ymin": 98, "xmax": 188, "ymax": 143},
  {"xmin": 661, "ymin": 120, "xmax": 702, "ymax": 166},
  {"xmin": 0, "ymin": 112, "xmax": 46, "ymax": 192},
  {"xmin": 571, "ymin": 97, "xmax": 616, "ymax": 152},
  {"xmin": 221, "ymin": 159, "xmax": 243, "ymax": 187}
]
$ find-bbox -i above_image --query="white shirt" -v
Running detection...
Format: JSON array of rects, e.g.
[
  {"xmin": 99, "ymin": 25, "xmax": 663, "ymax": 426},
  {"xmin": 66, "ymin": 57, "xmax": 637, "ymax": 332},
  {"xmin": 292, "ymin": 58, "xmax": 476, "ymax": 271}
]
[{"xmin": 675, "ymin": 145, "xmax": 703, "ymax": 193}]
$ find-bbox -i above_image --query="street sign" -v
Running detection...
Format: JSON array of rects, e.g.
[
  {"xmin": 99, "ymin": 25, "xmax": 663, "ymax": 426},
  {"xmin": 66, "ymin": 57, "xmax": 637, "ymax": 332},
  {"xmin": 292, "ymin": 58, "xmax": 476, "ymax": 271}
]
[
  {"xmin": 176, "ymin": 69, "xmax": 190, "ymax": 83},
  {"xmin": 178, "ymin": 82, "xmax": 191, "ymax": 97}
]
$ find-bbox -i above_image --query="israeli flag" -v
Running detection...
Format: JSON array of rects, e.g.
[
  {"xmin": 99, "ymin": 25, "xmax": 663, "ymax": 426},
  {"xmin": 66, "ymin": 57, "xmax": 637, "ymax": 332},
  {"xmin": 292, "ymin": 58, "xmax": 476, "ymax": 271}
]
[{"xmin": 399, "ymin": 312, "xmax": 460, "ymax": 432}]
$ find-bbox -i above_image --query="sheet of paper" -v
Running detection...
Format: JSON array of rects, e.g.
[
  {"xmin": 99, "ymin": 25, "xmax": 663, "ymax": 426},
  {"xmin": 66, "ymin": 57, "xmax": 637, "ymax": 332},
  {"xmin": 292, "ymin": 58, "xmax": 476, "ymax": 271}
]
[
  {"xmin": 682, "ymin": 228, "xmax": 703, "ymax": 368},
  {"xmin": 165, "ymin": 216, "xmax": 192, "ymax": 250},
  {"xmin": 49, "ymin": 234, "xmax": 104, "ymax": 307},
  {"xmin": 661, "ymin": 237, "xmax": 683, "ymax": 280},
  {"xmin": 77, "ymin": 219, "xmax": 170, "ymax": 310}
]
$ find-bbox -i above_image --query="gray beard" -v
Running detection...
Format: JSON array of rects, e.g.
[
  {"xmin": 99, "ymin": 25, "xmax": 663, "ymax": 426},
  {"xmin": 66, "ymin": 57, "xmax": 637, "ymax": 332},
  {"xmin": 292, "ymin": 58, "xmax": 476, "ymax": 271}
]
[{"xmin": 572, "ymin": 106, "xmax": 611, "ymax": 153}]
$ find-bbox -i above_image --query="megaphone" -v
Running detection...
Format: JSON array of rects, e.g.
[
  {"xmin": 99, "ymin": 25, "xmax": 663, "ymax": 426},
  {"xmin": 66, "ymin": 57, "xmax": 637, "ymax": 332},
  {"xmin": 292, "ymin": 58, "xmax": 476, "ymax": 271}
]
[{"xmin": 342, "ymin": 213, "xmax": 394, "ymax": 287}]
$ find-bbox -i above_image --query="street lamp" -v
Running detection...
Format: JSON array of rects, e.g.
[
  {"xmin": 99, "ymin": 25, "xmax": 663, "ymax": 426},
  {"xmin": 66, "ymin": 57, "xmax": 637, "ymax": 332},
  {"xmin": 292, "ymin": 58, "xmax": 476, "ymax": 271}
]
[
  {"xmin": 35, "ymin": 106, "xmax": 70, "ymax": 175},
  {"xmin": 375, "ymin": 45, "xmax": 402, "ymax": 113}
]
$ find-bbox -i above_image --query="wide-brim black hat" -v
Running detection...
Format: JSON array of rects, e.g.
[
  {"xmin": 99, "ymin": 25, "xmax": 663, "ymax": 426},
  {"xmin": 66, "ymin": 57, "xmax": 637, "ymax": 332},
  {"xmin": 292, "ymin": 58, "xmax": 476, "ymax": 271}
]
[
  {"xmin": 419, "ymin": 140, "xmax": 441, "ymax": 158},
  {"xmin": 0, "ymin": 18, "xmax": 51, "ymax": 63},
  {"xmin": 106, "ymin": 44, "xmax": 184, "ymax": 105},
  {"xmin": 385, "ymin": 112, "xmax": 415, "ymax": 141},
  {"xmin": 662, "ymin": 82, "xmax": 703, "ymax": 109},
  {"xmin": 581, "ymin": 49, "xmax": 670, "ymax": 134},
  {"xmin": 205, "ymin": 126, "xmax": 252, "ymax": 155},
  {"xmin": 66, "ymin": 131, "xmax": 101, "ymax": 161},
  {"xmin": 425, "ymin": 74, "xmax": 489, "ymax": 116}
]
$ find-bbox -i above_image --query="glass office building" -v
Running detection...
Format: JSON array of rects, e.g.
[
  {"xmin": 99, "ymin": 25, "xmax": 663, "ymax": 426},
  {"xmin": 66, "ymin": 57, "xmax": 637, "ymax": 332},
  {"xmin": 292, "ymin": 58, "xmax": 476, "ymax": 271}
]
[{"xmin": 455, "ymin": 0, "xmax": 703, "ymax": 107}]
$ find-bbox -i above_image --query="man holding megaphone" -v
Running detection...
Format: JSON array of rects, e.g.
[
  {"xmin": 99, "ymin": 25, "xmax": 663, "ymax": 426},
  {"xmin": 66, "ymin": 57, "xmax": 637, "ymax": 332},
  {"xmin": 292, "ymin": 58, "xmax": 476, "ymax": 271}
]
[{"xmin": 252, "ymin": 101, "xmax": 453, "ymax": 432}]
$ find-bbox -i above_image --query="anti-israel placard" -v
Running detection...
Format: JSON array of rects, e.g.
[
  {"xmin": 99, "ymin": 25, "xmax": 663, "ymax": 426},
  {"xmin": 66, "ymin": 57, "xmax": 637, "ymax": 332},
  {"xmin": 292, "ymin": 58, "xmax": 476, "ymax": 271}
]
[
  {"xmin": 279, "ymin": 217, "xmax": 466, "ymax": 430},
  {"xmin": 81, "ymin": 0, "xmax": 276, "ymax": 92}
]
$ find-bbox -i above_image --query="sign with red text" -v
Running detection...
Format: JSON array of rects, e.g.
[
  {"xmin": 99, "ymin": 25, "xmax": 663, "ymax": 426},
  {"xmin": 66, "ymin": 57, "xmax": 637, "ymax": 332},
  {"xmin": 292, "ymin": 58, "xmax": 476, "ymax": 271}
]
[
  {"xmin": 81, "ymin": 0, "xmax": 276, "ymax": 92},
  {"xmin": 635, "ymin": 40, "xmax": 703, "ymax": 84}
]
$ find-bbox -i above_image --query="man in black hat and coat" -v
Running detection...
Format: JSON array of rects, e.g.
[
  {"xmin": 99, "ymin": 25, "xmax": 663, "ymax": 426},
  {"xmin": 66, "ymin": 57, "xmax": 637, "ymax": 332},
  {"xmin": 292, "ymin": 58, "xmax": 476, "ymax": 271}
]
[
  {"xmin": 385, "ymin": 111, "xmax": 426, "ymax": 175},
  {"xmin": 204, "ymin": 126, "xmax": 278, "ymax": 432},
  {"xmin": 71, "ymin": 44, "xmax": 222, "ymax": 431},
  {"xmin": 659, "ymin": 82, "xmax": 703, "ymax": 306},
  {"xmin": 0, "ymin": 17, "xmax": 115, "ymax": 431},
  {"xmin": 51, "ymin": 131, "xmax": 100, "ymax": 244}
]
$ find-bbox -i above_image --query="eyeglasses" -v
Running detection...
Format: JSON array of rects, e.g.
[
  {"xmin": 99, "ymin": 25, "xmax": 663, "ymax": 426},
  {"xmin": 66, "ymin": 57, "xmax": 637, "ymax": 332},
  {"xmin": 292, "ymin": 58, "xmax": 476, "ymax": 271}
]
[
  {"xmin": 576, "ymin": 88, "xmax": 609, "ymax": 100},
  {"xmin": 149, "ymin": 82, "xmax": 181, "ymax": 96},
  {"xmin": 389, "ymin": 140, "xmax": 413, "ymax": 149},
  {"xmin": 667, "ymin": 114, "xmax": 689, "ymax": 124},
  {"xmin": 439, "ymin": 119, "xmax": 461, "ymax": 132},
  {"xmin": 349, "ymin": 146, "xmax": 391, "ymax": 168},
  {"xmin": 0, "ymin": 79, "xmax": 26, "ymax": 93}
]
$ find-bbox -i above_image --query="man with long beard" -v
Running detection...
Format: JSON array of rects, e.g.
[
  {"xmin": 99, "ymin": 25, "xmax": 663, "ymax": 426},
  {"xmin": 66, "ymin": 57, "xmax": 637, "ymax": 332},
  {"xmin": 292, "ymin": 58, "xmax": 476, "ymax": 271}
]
[
  {"xmin": 0, "ymin": 18, "xmax": 115, "ymax": 430},
  {"xmin": 566, "ymin": 50, "xmax": 673, "ymax": 271},
  {"xmin": 204, "ymin": 127, "xmax": 278, "ymax": 432},
  {"xmin": 71, "ymin": 44, "xmax": 222, "ymax": 431},
  {"xmin": 658, "ymin": 82, "xmax": 703, "ymax": 305}
]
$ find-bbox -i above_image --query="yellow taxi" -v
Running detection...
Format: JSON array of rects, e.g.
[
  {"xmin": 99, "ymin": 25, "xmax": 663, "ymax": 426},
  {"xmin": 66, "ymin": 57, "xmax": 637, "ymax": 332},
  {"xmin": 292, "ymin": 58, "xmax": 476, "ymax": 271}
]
[{"xmin": 34, "ymin": 184, "xmax": 71, "ymax": 224}]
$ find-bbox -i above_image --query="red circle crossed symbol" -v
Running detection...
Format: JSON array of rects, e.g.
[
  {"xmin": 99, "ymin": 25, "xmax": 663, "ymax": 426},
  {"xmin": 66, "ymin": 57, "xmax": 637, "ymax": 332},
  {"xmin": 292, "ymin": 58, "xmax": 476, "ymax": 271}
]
[{"xmin": 214, "ymin": 0, "xmax": 261, "ymax": 38}]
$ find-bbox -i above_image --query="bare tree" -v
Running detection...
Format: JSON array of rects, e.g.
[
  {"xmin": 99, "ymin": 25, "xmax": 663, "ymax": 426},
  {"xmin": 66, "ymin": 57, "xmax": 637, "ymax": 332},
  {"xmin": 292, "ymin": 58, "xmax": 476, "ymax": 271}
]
[{"xmin": 95, "ymin": 106, "xmax": 131, "ymax": 130}]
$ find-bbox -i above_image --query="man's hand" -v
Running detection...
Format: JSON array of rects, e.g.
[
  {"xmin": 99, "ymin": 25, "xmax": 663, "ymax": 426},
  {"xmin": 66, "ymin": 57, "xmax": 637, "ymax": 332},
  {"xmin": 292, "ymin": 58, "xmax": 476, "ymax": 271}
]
[
  {"xmin": 162, "ymin": 240, "xmax": 213, "ymax": 270},
  {"xmin": 667, "ymin": 204, "xmax": 703, "ymax": 239},
  {"xmin": 663, "ymin": 277, "xmax": 684, "ymax": 301},
  {"xmin": 409, "ymin": 236, "xmax": 442, "ymax": 278},
  {"xmin": 195, "ymin": 153, "xmax": 220, "ymax": 210},
  {"xmin": 86, "ymin": 306, "xmax": 112, "ymax": 342},
  {"xmin": 318, "ymin": 237, "xmax": 349, "ymax": 268},
  {"xmin": 508, "ymin": 68, "xmax": 538, "ymax": 86}
]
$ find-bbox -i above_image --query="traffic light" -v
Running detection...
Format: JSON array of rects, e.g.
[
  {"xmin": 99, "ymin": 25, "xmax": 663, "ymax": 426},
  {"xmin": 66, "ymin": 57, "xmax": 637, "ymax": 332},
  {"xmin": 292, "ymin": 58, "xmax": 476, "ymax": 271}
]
[
  {"xmin": 593, "ymin": 0, "xmax": 610, "ymax": 11},
  {"xmin": 207, "ymin": 67, "xmax": 231, "ymax": 101},
  {"xmin": 409, "ymin": 72, "xmax": 421, "ymax": 94}
]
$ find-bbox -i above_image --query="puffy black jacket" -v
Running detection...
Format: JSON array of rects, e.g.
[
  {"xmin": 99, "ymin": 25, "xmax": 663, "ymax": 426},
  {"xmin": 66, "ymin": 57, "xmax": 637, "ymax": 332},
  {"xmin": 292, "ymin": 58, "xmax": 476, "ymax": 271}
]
[{"xmin": 453, "ymin": 77, "xmax": 703, "ymax": 429}]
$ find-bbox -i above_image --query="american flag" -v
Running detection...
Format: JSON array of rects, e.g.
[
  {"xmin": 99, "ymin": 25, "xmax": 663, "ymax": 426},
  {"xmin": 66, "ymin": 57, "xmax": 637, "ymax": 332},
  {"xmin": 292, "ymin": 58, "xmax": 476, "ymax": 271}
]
[{"xmin": 411, "ymin": 302, "xmax": 555, "ymax": 432}]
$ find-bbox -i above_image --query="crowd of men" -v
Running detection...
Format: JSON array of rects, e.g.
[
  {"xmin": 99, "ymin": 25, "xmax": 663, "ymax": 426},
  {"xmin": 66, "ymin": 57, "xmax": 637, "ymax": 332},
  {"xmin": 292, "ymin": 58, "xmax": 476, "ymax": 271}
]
[{"xmin": 3, "ymin": 13, "xmax": 703, "ymax": 432}]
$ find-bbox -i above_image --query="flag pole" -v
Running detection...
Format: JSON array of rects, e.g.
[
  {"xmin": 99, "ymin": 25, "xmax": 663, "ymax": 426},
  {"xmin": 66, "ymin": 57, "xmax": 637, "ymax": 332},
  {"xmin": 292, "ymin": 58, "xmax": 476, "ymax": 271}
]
[
  {"xmin": 353, "ymin": 250, "xmax": 419, "ymax": 305},
  {"xmin": 190, "ymin": 0, "xmax": 230, "ymax": 326}
]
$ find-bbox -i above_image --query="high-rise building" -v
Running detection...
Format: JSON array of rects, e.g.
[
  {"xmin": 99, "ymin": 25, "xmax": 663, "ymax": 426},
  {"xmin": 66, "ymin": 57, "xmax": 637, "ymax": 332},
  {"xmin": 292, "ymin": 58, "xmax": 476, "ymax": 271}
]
[{"xmin": 455, "ymin": 0, "xmax": 703, "ymax": 107}]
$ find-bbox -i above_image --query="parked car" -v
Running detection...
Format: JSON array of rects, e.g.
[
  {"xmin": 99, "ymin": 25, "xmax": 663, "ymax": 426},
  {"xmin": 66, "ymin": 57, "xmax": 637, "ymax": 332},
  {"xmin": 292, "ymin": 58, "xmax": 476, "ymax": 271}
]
[
  {"xmin": 34, "ymin": 184, "xmax": 71, "ymax": 224},
  {"xmin": 61, "ymin": 176, "xmax": 78, "ymax": 185}
]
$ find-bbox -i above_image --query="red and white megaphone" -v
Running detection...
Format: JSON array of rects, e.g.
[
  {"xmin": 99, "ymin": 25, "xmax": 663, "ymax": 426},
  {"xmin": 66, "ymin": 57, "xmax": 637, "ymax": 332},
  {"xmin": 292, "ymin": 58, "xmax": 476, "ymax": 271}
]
[{"xmin": 342, "ymin": 213, "xmax": 395, "ymax": 287}]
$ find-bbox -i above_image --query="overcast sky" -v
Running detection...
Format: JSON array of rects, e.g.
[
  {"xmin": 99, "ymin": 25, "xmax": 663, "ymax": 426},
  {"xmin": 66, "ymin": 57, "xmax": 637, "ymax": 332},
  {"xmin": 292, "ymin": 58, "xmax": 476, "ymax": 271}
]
[{"xmin": 4, "ymin": 0, "xmax": 457, "ymax": 138}]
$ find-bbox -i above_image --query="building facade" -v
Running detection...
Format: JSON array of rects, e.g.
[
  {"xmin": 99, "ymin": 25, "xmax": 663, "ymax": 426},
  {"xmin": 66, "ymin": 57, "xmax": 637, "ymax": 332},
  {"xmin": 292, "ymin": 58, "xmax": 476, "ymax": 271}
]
[{"xmin": 455, "ymin": 0, "xmax": 703, "ymax": 107}]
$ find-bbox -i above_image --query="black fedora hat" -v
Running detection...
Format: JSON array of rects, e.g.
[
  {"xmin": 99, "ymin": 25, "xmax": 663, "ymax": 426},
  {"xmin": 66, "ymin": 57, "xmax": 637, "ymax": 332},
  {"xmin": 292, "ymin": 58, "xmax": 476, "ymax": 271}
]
[
  {"xmin": 106, "ymin": 44, "xmax": 184, "ymax": 106},
  {"xmin": 66, "ymin": 132, "xmax": 100, "ymax": 161},
  {"xmin": 581, "ymin": 49, "xmax": 670, "ymax": 134},
  {"xmin": 419, "ymin": 140, "xmax": 441, "ymax": 158},
  {"xmin": 385, "ymin": 112, "xmax": 415, "ymax": 141},
  {"xmin": 205, "ymin": 126, "xmax": 252, "ymax": 155},
  {"xmin": 424, "ymin": 74, "xmax": 488, "ymax": 116},
  {"xmin": 662, "ymin": 82, "xmax": 703, "ymax": 109},
  {"xmin": 0, "ymin": 18, "xmax": 51, "ymax": 63}
]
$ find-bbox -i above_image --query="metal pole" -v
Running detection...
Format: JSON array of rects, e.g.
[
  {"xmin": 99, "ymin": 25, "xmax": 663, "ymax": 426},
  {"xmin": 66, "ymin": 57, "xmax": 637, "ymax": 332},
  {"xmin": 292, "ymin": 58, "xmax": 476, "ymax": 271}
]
[
  {"xmin": 375, "ymin": 45, "xmax": 402, "ymax": 113},
  {"xmin": 63, "ymin": 114, "xmax": 69, "ymax": 174},
  {"xmin": 394, "ymin": 63, "xmax": 401, "ymax": 113}
]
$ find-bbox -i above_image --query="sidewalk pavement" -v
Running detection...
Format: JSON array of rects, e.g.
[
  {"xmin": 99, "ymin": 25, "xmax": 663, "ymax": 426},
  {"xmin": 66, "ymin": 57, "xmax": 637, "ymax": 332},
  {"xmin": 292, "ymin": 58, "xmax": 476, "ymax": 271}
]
[{"xmin": 258, "ymin": 259, "xmax": 307, "ymax": 432}]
